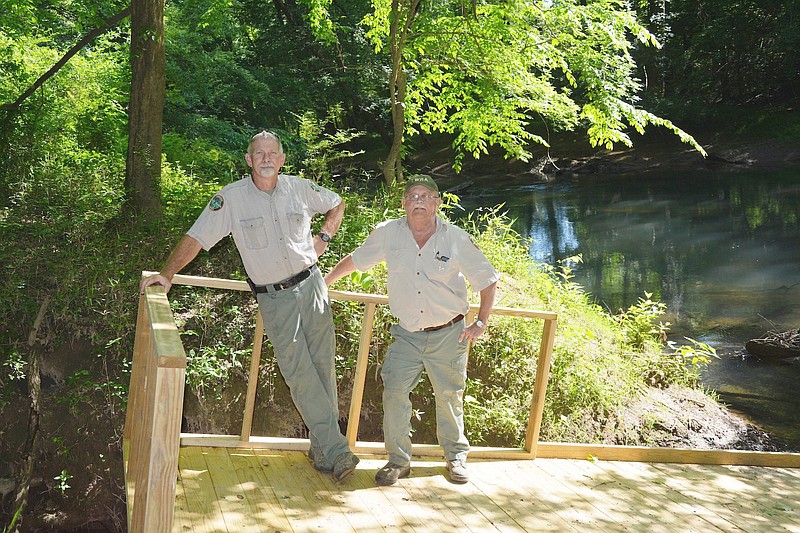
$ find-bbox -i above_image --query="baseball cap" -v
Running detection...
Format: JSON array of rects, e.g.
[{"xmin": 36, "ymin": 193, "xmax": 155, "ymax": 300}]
[{"xmin": 404, "ymin": 174, "xmax": 439, "ymax": 193}]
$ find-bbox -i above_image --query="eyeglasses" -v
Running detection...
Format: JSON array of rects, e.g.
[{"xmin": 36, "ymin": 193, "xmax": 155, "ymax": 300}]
[{"xmin": 405, "ymin": 193, "xmax": 439, "ymax": 202}]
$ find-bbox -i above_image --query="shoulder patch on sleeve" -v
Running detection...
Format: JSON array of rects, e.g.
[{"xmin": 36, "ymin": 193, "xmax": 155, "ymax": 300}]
[
  {"xmin": 309, "ymin": 181, "xmax": 321, "ymax": 192},
  {"xmin": 208, "ymin": 194, "xmax": 225, "ymax": 211}
]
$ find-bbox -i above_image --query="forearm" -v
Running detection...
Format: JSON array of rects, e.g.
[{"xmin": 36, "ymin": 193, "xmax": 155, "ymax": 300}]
[
  {"xmin": 476, "ymin": 281, "xmax": 497, "ymax": 323},
  {"xmin": 324, "ymin": 254, "xmax": 357, "ymax": 286},
  {"xmin": 320, "ymin": 200, "xmax": 345, "ymax": 237},
  {"xmin": 160, "ymin": 235, "xmax": 203, "ymax": 280}
]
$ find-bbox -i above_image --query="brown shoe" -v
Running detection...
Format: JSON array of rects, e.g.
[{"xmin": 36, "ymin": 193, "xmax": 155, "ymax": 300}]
[{"xmin": 375, "ymin": 462, "xmax": 411, "ymax": 486}]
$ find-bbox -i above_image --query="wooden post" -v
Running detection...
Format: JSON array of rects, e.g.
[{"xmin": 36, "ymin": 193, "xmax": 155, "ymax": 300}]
[
  {"xmin": 525, "ymin": 317, "xmax": 557, "ymax": 457},
  {"xmin": 125, "ymin": 283, "xmax": 186, "ymax": 533},
  {"xmin": 346, "ymin": 302, "xmax": 377, "ymax": 446},
  {"xmin": 240, "ymin": 311, "xmax": 265, "ymax": 442}
]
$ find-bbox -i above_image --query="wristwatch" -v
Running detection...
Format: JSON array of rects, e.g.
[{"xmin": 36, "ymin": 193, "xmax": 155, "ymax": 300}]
[
  {"xmin": 476, "ymin": 319, "xmax": 486, "ymax": 328},
  {"xmin": 319, "ymin": 232, "xmax": 331, "ymax": 243}
]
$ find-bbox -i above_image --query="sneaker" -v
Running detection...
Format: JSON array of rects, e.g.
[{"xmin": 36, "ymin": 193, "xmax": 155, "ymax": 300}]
[
  {"xmin": 308, "ymin": 446, "xmax": 333, "ymax": 473},
  {"xmin": 446, "ymin": 459, "xmax": 469, "ymax": 484},
  {"xmin": 332, "ymin": 452, "xmax": 360, "ymax": 483},
  {"xmin": 374, "ymin": 462, "xmax": 411, "ymax": 486}
]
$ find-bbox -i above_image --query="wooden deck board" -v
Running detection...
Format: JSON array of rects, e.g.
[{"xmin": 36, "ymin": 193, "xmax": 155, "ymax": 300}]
[
  {"xmin": 648, "ymin": 462, "xmax": 800, "ymax": 533},
  {"xmin": 465, "ymin": 460, "xmax": 577, "ymax": 531},
  {"xmin": 174, "ymin": 447, "xmax": 800, "ymax": 533},
  {"xmin": 345, "ymin": 463, "xmax": 423, "ymax": 531},
  {"xmin": 178, "ymin": 447, "xmax": 227, "ymax": 533},
  {"xmin": 227, "ymin": 449, "xmax": 293, "ymax": 532},
  {"xmin": 579, "ymin": 459, "xmax": 738, "ymax": 533}
]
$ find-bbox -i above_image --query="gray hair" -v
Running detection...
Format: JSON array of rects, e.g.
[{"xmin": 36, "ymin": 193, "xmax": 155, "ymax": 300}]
[{"xmin": 248, "ymin": 130, "xmax": 283, "ymax": 154}]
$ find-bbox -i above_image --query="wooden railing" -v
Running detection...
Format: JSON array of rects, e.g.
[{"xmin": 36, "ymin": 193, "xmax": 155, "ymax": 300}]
[
  {"xmin": 125, "ymin": 270, "xmax": 800, "ymax": 532},
  {"xmin": 141, "ymin": 271, "xmax": 558, "ymax": 459},
  {"xmin": 124, "ymin": 271, "xmax": 557, "ymax": 531}
]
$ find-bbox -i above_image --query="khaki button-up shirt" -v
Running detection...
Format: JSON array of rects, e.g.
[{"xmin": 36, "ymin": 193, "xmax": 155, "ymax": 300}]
[
  {"xmin": 188, "ymin": 174, "xmax": 341, "ymax": 285},
  {"xmin": 352, "ymin": 216, "xmax": 499, "ymax": 331}
]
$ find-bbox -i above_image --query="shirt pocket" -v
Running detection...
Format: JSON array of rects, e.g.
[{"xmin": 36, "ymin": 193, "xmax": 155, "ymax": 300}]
[
  {"xmin": 240, "ymin": 217, "xmax": 269, "ymax": 249},
  {"xmin": 287, "ymin": 212, "xmax": 310, "ymax": 241},
  {"xmin": 426, "ymin": 250, "xmax": 456, "ymax": 281}
]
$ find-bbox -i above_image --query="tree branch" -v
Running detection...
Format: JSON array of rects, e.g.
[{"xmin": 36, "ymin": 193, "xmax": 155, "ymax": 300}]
[{"xmin": 0, "ymin": 6, "xmax": 132, "ymax": 111}]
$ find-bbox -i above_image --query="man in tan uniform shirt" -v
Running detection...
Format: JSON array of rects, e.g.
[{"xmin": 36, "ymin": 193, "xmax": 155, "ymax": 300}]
[
  {"xmin": 140, "ymin": 131, "xmax": 359, "ymax": 482},
  {"xmin": 325, "ymin": 174, "xmax": 498, "ymax": 486}
]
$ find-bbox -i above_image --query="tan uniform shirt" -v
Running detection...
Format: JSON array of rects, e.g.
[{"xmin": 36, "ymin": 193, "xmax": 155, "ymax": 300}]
[
  {"xmin": 352, "ymin": 216, "xmax": 499, "ymax": 332},
  {"xmin": 188, "ymin": 174, "xmax": 341, "ymax": 285}
]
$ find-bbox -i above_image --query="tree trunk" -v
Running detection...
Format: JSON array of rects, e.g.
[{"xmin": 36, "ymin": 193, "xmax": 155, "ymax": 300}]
[
  {"xmin": 125, "ymin": 0, "xmax": 166, "ymax": 219},
  {"xmin": 384, "ymin": 68, "xmax": 407, "ymax": 187},
  {"xmin": 381, "ymin": 0, "xmax": 420, "ymax": 187},
  {"xmin": 11, "ymin": 296, "xmax": 49, "ymax": 533}
]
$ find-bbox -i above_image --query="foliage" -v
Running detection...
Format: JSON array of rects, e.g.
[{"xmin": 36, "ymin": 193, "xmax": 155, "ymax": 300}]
[
  {"xmin": 616, "ymin": 295, "xmax": 718, "ymax": 387},
  {"xmin": 53, "ymin": 470, "xmax": 73, "ymax": 494},
  {"xmin": 635, "ymin": 0, "xmax": 800, "ymax": 116},
  {"xmin": 663, "ymin": 337, "xmax": 718, "ymax": 386},
  {"xmin": 615, "ymin": 292, "xmax": 669, "ymax": 351},
  {"xmin": 292, "ymin": 106, "xmax": 365, "ymax": 183},
  {"xmin": 1, "ymin": 504, "xmax": 22, "ymax": 533},
  {"xmin": 357, "ymin": 0, "xmax": 705, "ymax": 175},
  {"xmin": 1, "ymin": 0, "xmax": 793, "ymax": 525},
  {"xmin": 163, "ymin": 0, "xmax": 386, "ymax": 154}
]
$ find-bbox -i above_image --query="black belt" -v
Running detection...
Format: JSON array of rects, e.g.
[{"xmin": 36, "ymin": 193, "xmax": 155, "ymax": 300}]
[
  {"xmin": 422, "ymin": 314, "xmax": 465, "ymax": 332},
  {"xmin": 247, "ymin": 264, "xmax": 317, "ymax": 295}
]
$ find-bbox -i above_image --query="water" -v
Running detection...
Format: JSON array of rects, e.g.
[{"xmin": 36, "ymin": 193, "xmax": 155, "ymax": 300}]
[{"xmin": 451, "ymin": 168, "xmax": 800, "ymax": 448}]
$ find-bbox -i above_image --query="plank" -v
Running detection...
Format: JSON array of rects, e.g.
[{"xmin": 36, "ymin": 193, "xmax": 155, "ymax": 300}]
[
  {"xmin": 172, "ymin": 468, "xmax": 197, "ymax": 533},
  {"xmin": 174, "ymin": 447, "xmax": 800, "ymax": 533},
  {"xmin": 340, "ymin": 456, "xmax": 424, "ymax": 531},
  {"xmin": 177, "ymin": 446, "xmax": 227, "ymax": 533},
  {"xmin": 227, "ymin": 449, "xmax": 294, "ymax": 532},
  {"xmin": 367, "ymin": 460, "xmax": 440, "ymax": 531},
  {"xmin": 467, "ymin": 459, "xmax": 582, "ymax": 532},
  {"xmin": 564, "ymin": 457, "xmax": 735, "ymax": 533},
  {"xmin": 200, "ymin": 447, "xmax": 266, "ymax": 532},
  {"xmin": 280, "ymin": 450, "xmax": 378, "ymax": 531},
  {"xmin": 252, "ymin": 449, "xmax": 327, "ymax": 531},
  {"xmin": 508, "ymin": 459, "xmax": 621, "ymax": 533},
  {"xmin": 648, "ymin": 462, "xmax": 800, "ymax": 532},
  {"xmin": 534, "ymin": 458, "xmax": 656, "ymax": 533},
  {"xmin": 394, "ymin": 458, "xmax": 484, "ymax": 532},
  {"xmin": 591, "ymin": 459, "xmax": 749, "ymax": 533}
]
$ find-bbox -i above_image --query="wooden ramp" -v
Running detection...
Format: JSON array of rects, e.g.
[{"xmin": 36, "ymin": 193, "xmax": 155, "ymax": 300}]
[{"xmin": 173, "ymin": 447, "xmax": 800, "ymax": 532}]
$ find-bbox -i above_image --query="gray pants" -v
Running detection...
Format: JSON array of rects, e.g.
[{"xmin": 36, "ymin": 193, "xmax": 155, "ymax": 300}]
[
  {"xmin": 256, "ymin": 269, "xmax": 350, "ymax": 463},
  {"xmin": 381, "ymin": 321, "xmax": 470, "ymax": 466}
]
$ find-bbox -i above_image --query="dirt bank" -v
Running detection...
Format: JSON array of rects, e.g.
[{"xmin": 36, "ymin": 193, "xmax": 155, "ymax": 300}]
[{"xmin": 610, "ymin": 385, "xmax": 786, "ymax": 452}]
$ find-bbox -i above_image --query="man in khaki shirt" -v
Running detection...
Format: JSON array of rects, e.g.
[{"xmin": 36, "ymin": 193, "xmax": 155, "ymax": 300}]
[
  {"xmin": 325, "ymin": 174, "xmax": 498, "ymax": 486},
  {"xmin": 140, "ymin": 131, "xmax": 359, "ymax": 482}
]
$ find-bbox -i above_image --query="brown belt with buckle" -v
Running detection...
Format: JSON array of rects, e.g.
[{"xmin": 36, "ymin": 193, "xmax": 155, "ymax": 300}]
[
  {"xmin": 422, "ymin": 314, "xmax": 465, "ymax": 332},
  {"xmin": 247, "ymin": 264, "xmax": 317, "ymax": 295}
]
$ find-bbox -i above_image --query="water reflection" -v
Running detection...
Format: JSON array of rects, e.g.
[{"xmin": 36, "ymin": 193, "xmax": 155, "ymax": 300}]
[{"xmin": 454, "ymin": 169, "xmax": 800, "ymax": 448}]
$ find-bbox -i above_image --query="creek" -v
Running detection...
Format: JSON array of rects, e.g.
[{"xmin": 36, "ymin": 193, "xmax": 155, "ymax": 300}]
[{"xmin": 450, "ymin": 167, "xmax": 800, "ymax": 450}]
